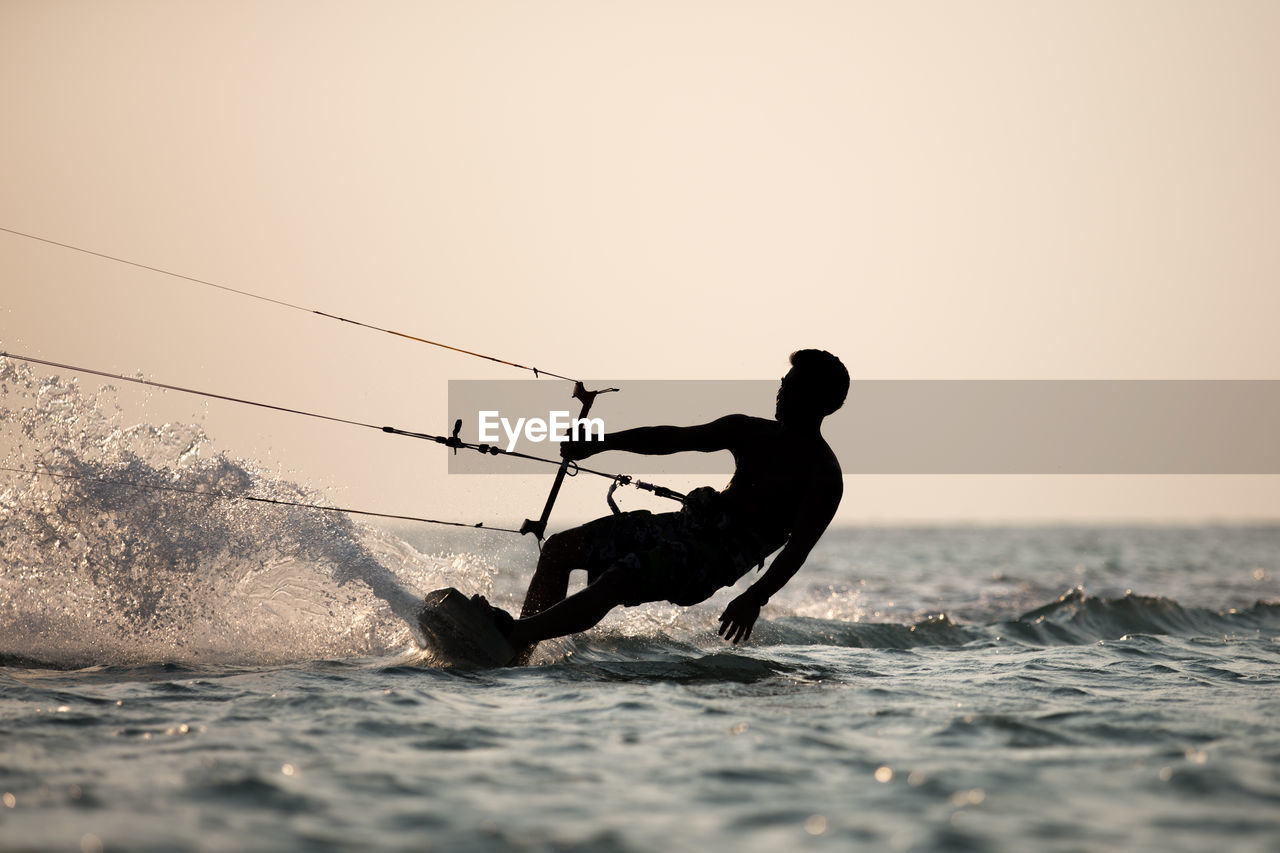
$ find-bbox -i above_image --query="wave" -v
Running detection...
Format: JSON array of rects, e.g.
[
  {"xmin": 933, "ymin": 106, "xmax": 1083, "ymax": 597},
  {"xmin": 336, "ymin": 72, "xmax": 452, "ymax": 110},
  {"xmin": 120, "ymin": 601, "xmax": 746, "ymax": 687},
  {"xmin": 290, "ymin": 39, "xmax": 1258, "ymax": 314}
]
[
  {"xmin": 497, "ymin": 588, "xmax": 1280, "ymax": 681},
  {"xmin": 756, "ymin": 587, "xmax": 1279, "ymax": 652},
  {"xmin": 995, "ymin": 586, "xmax": 1280, "ymax": 646}
]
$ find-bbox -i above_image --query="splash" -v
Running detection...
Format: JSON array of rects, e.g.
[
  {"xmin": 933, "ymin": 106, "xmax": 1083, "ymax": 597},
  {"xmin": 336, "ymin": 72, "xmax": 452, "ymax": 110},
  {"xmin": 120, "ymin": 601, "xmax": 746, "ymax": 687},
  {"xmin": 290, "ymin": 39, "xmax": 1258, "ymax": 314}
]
[{"xmin": 0, "ymin": 355, "xmax": 498, "ymax": 668}]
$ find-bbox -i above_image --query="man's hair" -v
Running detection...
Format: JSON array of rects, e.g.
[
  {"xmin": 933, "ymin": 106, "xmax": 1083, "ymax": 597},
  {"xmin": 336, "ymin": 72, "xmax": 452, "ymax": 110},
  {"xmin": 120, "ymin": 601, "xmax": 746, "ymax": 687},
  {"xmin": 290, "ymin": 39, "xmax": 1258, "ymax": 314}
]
[{"xmin": 788, "ymin": 349, "xmax": 849, "ymax": 417}]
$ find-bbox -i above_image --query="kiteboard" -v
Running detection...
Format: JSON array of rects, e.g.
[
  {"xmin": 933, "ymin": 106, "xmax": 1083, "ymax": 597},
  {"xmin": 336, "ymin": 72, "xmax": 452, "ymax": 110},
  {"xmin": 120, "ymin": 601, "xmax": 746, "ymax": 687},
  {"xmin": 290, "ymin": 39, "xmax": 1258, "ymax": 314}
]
[{"xmin": 417, "ymin": 587, "xmax": 516, "ymax": 669}]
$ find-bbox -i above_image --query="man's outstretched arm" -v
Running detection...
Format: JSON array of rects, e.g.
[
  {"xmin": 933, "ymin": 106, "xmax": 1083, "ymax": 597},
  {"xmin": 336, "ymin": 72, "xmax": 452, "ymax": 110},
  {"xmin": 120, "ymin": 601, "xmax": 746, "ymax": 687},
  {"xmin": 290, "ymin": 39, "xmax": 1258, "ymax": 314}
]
[
  {"xmin": 718, "ymin": 476, "xmax": 843, "ymax": 644},
  {"xmin": 562, "ymin": 414, "xmax": 752, "ymax": 460}
]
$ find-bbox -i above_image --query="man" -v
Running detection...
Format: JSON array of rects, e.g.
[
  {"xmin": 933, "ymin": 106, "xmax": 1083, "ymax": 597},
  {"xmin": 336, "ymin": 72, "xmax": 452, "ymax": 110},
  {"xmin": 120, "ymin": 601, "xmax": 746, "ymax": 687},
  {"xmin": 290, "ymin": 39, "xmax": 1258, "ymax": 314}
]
[{"xmin": 478, "ymin": 349, "xmax": 847, "ymax": 659}]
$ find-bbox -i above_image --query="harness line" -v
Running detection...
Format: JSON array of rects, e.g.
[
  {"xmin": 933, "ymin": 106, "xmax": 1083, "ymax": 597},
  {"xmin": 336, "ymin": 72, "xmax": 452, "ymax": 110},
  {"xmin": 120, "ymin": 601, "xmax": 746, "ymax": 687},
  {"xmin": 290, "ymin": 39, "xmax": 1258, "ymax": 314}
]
[
  {"xmin": 0, "ymin": 464, "xmax": 525, "ymax": 533},
  {"xmin": 0, "ymin": 227, "xmax": 686, "ymax": 536},
  {"xmin": 0, "ymin": 351, "xmax": 685, "ymax": 518},
  {"xmin": 0, "ymin": 226, "xmax": 578, "ymax": 382}
]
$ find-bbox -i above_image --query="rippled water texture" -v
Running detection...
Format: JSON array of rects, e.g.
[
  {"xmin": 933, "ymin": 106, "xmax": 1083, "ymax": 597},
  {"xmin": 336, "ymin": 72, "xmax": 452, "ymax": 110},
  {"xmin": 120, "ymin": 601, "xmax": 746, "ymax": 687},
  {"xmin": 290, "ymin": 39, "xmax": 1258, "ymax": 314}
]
[{"xmin": 2, "ymin": 356, "xmax": 1278, "ymax": 851}]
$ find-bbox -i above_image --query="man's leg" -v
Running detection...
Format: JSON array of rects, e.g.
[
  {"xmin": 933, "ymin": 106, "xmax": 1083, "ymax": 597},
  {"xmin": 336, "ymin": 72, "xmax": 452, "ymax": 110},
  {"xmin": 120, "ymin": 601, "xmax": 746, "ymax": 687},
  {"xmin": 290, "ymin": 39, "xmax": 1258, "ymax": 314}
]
[
  {"xmin": 497, "ymin": 512, "xmax": 654, "ymax": 661},
  {"xmin": 519, "ymin": 528, "xmax": 588, "ymax": 618},
  {"xmin": 508, "ymin": 567, "xmax": 632, "ymax": 648}
]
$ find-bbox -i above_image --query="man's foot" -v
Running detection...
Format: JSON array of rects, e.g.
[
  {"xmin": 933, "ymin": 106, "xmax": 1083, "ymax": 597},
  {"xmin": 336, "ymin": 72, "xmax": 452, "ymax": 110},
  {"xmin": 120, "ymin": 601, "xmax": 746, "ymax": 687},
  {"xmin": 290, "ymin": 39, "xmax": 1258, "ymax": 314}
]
[{"xmin": 469, "ymin": 594, "xmax": 515, "ymax": 640}]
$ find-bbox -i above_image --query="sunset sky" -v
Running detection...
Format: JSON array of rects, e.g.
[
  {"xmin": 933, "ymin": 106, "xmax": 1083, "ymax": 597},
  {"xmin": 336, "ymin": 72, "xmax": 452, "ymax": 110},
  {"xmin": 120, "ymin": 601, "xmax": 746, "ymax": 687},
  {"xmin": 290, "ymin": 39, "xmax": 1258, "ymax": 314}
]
[{"xmin": 2, "ymin": 1, "xmax": 1277, "ymax": 525}]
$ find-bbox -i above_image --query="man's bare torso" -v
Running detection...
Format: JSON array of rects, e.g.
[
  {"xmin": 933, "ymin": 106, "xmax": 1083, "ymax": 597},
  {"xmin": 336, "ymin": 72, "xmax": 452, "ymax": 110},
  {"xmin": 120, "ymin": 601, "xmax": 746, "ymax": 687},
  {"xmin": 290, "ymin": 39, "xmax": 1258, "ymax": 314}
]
[{"xmin": 715, "ymin": 414, "xmax": 843, "ymax": 544}]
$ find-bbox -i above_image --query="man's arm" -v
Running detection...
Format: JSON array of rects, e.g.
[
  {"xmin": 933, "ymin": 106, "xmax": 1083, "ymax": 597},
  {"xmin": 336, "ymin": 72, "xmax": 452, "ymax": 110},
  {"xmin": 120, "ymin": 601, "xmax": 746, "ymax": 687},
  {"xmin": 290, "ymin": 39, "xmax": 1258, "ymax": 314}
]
[
  {"xmin": 562, "ymin": 414, "xmax": 753, "ymax": 460},
  {"xmin": 718, "ymin": 473, "xmax": 843, "ymax": 645}
]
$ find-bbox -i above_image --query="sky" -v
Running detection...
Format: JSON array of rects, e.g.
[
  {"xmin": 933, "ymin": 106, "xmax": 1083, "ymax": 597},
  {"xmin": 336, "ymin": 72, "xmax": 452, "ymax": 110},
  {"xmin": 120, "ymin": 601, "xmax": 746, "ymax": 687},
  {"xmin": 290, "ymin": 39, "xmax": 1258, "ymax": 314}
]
[{"xmin": 2, "ymin": 1, "xmax": 1278, "ymax": 526}]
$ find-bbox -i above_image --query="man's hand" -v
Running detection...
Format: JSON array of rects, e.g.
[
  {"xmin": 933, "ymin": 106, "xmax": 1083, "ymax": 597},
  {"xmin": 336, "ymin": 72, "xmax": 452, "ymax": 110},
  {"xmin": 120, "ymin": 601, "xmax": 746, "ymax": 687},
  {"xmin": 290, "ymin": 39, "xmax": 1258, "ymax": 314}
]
[{"xmin": 718, "ymin": 590, "xmax": 763, "ymax": 645}]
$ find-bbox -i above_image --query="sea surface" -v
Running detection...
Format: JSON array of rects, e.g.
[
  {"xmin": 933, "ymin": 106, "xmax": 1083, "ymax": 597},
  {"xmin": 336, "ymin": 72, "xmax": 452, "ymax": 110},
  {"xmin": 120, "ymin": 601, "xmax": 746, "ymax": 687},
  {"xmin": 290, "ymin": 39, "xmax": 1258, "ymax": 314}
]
[{"xmin": 2, "ymin": 359, "xmax": 1279, "ymax": 852}]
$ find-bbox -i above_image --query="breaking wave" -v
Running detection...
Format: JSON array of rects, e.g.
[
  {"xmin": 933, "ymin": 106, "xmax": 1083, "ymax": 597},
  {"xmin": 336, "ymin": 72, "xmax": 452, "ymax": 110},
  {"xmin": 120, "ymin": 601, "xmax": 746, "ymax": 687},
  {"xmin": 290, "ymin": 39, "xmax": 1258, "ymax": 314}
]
[{"xmin": 995, "ymin": 586, "xmax": 1280, "ymax": 645}]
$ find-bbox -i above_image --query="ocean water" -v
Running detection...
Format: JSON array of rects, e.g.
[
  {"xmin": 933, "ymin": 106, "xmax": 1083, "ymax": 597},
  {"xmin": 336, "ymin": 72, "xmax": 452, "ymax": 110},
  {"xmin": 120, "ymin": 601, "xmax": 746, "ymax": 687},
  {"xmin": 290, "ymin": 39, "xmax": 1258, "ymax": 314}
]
[{"xmin": 2, "ymin": 358, "xmax": 1280, "ymax": 852}]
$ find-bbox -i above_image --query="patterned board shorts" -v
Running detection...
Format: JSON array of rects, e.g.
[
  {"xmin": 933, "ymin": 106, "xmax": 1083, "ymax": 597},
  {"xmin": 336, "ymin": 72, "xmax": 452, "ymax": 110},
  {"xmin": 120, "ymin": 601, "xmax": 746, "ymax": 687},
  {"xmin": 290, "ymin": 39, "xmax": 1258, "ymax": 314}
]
[{"xmin": 578, "ymin": 487, "xmax": 782, "ymax": 607}]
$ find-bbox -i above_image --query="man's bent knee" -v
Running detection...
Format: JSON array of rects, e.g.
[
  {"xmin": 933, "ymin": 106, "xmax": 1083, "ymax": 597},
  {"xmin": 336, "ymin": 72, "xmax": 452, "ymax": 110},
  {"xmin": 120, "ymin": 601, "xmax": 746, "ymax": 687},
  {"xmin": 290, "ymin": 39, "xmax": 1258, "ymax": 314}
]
[{"xmin": 541, "ymin": 529, "xmax": 587, "ymax": 567}]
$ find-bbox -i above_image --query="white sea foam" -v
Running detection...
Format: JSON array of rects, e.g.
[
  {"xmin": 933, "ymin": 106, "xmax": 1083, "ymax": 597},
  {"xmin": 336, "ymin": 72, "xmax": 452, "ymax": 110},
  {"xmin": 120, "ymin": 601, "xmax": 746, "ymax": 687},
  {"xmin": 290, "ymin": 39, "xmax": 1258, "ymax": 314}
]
[{"xmin": 0, "ymin": 354, "xmax": 500, "ymax": 666}]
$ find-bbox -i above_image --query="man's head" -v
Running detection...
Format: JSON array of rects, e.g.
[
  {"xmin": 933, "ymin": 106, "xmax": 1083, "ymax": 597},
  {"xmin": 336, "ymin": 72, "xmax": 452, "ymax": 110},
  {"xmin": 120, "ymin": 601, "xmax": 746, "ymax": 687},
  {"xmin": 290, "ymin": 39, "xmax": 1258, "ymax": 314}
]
[{"xmin": 775, "ymin": 349, "xmax": 849, "ymax": 424}]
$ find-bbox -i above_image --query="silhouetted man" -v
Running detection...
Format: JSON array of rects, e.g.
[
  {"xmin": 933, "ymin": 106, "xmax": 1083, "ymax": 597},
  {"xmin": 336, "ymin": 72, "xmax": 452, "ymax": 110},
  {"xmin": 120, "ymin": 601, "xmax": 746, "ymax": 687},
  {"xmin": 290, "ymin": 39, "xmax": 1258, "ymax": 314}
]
[{"xmin": 477, "ymin": 349, "xmax": 847, "ymax": 660}]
